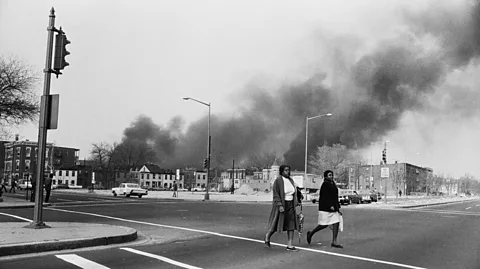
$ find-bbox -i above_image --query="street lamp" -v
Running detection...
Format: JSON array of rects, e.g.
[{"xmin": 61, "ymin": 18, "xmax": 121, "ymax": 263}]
[
  {"xmin": 183, "ymin": 97, "xmax": 211, "ymax": 200},
  {"xmin": 304, "ymin": 113, "xmax": 332, "ymax": 199}
]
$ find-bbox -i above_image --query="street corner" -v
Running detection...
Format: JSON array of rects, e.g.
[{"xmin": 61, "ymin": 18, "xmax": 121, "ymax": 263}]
[{"xmin": 0, "ymin": 222, "xmax": 138, "ymax": 257}]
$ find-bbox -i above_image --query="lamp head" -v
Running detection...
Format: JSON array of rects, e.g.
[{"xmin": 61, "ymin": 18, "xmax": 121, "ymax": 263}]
[
  {"xmin": 326, "ymin": 113, "xmax": 333, "ymax": 116},
  {"xmin": 183, "ymin": 97, "xmax": 190, "ymax": 100}
]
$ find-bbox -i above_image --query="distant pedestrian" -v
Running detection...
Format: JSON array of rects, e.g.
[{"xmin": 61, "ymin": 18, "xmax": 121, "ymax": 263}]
[
  {"xmin": 230, "ymin": 184, "xmax": 235, "ymax": 194},
  {"xmin": 44, "ymin": 174, "xmax": 53, "ymax": 203},
  {"xmin": 0, "ymin": 181, "xmax": 7, "ymax": 194},
  {"xmin": 306, "ymin": 170, "xmax": 343, "ymax": 248},
  {"xmin": 172, "ymin": 182, "xmax": 178, "ymax": 197},
  {"xmin": 265, "ymin": 164, "xmax": 302, "ymax": 251},
  {"xmin": 9, "ymin": 179, "xmax": 16, "ymax": 193},
  {"xmin": 30, "ymin": 179, "xmax": 36, "ymax": 202}
]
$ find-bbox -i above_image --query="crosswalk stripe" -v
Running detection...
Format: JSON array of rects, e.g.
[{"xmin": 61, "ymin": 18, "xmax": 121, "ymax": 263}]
[
  {"xmin": 56, "ymin": 254, "xmax": 110, "ymax": 269},
  {"xmin": 121, "ymin": 248, "xmax": 203, "ymax": 269}
]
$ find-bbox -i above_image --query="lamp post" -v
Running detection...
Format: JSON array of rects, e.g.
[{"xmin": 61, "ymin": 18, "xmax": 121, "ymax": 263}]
[
  {"xmin": 305, "ymin": 113, "xmax": 332, "ymax": 199},
  {"xmin": 183, "ymin": 97, "xmax": 211, "ymax": 200}
]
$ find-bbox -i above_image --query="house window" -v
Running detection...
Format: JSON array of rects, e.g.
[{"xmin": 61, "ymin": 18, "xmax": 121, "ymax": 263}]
[
  {"xmin": 5, "ymin": 161, "xmax": 12, "ymax": 171},
  {"xmin": 25, "ymin": 160, "xmax": 30, "ymax": 170},
  {"xmin": 26, "ymin": 147, "xmax": 31, "ymax": 157},
  {"xmin": 203, "ymin": 175, "xmax": 205, "ymax": 180},
  {"xmin": 70, "ymin": 180, "xmax": 74, "ymax": 185},
  {"xmin": 147, "ymin": 174, "xmax": 150, "ymax": 179},
  {"xmin": 72, "ymin": 171, "xmax": 75, "ymax": 177},
  {"xmin": 58, "ymin": 170, "xmax": 62, "ymax": 176},
  {"xmin": 35, "ymin": 148, "xmax": 38, "ymax": 157},
  {"xmin": 66, "ymin": 171, "xmax": 69, "ymax": 176},
  {"xmin": 6, "ymin": 148, "xmax": 13, "ymax": 158},
  {"xmin": 141, "ymin": 174, "xmax": 144, "ymax": 179},
  {"xmin": 15, "ymin": 160, "xmax": 20, "ymax": 171},
  {"xmin": 16, "ymin": 147, "xmax": 21, "ymax": 157}
]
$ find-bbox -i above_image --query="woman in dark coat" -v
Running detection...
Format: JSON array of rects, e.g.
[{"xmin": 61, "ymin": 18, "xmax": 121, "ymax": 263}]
[
  {"xmin": 306, "ymin": 170, "xmax": 343, "ymax": 248},
  {"xmin": 265, "ymin": 164, "xmax": 301, "ymax": 251}
]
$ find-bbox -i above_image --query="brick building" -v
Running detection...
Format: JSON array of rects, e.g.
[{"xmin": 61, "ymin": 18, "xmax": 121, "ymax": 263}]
[
  {"xmin": 2, "ymin": 139, "xmax": 79, "ymax": 185},
  {"xmin": 347, "ymin": 162, "xmax": 433, "ymax": 196}
]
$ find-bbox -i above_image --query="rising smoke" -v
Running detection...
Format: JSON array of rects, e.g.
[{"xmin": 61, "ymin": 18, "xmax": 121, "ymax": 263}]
[{"xmin": 118, "ymin": 0, "xmax": 480, "ymax": 171}]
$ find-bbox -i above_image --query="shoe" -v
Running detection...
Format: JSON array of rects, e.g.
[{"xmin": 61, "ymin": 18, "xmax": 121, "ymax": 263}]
[
  {"xmin": 306, "ymin": 231, "xmax": 312, "ymax": 245},
  {"xmin": 331, "ymin": 243, "xmax": 343, "ymax": 248},
  {"xmin": 264, "ymin": 235, "xmax": 270, "ymax": 247},
  {"xmin": 286, "ymin": 247, "xmax": 299, "ymax": 252}
]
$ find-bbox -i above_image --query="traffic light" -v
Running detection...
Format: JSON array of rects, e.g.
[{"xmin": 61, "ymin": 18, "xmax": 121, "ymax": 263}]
[
  {"xmin": 53, "ymin": 28, "xmax": 70, "ymax": 74},
  {"xmin": 382, "ymin": 149, "xmax": 387, "ymax": 164},
  {"xmin": 203, "ymin": 158, "xmax": 209, "ymax": 169}
]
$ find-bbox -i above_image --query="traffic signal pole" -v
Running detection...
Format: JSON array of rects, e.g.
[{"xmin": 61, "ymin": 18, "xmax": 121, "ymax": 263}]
[
  {"xmin": 25, "ymin": 8, "xmax": 69, "ymax": 229},
  {"xmin": 25, "ymin": 8, "xmax": 57, "ymax": 229}
]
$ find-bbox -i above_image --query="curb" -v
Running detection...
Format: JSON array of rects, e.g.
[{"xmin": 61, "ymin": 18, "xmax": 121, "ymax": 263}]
[
  {"xmin": 0, "ymin": 228, "xmax": 137, "ymax": 257},
  {"xmin": 0, "ymin": 203, "xmax": 52, "ymax": 209},
  {"xmin": 399, "ymin": 198, "xmax": 479, "ymax": 208}
]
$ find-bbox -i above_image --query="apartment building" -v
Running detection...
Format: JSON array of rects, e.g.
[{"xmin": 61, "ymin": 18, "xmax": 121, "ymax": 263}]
[{"xmin": 2, "ymin": 139, "xmax": 79, "ymax": 185}]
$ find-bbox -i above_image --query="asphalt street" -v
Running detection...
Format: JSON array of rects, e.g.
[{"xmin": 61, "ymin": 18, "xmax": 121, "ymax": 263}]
[{"xmin": 1, "ymin": 192, "xmax": 479, "ymax": 269}]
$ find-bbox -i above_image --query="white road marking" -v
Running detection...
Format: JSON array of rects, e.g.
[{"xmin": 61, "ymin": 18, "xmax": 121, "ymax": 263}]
[
  {"xmin": 47, "ymin": 207, "xmax": 426, "ymax": 269},
  {"xmin": 177, "ymin": 210, "xmax": 188, "ymax": 211},
  {"xmin": 122, "ymin": 248, "xmax": 203, "ymax": 269},
  {"xmin": 466, "ymin": 207, "xmax": 472, "ymax": 210},
  {"xmin": 0, "ymin": 212, "xmax": 31, "ymax": 222},
  {"xmin": 390, "ymin": 208, "xmax": 480, "ymax": 217},
  {"xmin": 476, "ymin": 205, "xmax": 480, "ymax": 207},
  {"xmin": 56, "ymin": 254, "xmax": 110, "ymax": 269}
]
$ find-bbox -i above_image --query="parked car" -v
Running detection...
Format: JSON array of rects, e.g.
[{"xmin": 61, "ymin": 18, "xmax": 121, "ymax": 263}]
[
  {"xmin": 370, "ymin": 191, "xmax": 380, "ymax": 202},
  {"xmin": 54, "ymin": 183, "xmax": 70, "ymax": 189},
  {"xmin": 112, "ymin": 183, "xmax": 148, "ymax": 198},
  {"xmin": 310, "ymin": 190, "xmax": 320, "ymax": 203},
  {"xmin": 193, "ymin": 187, "xmax": 206, "ymax": 192},
  {"xmin": 347, "ymin": 190, "xmax": 363, "ymax": 204},
  {"xmin": 338, "ymin": 189, "xmax": 351, "ymax": 205},
  {"xmin": 357, "ymin": 191, "xmax": 372, "ymax": 203},
  {"xmin": 18, "ymin": 180, "xmax": 32, "ymax": 190}
]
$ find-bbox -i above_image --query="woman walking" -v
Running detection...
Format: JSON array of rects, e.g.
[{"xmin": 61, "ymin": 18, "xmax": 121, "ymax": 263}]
[
  {"xmin": 265, "ymin": 164, "xmax": 302, "ymax": 251},
  {"xmin": 306, "ymin": 170, "xmax": 343, "ymax": 248}
]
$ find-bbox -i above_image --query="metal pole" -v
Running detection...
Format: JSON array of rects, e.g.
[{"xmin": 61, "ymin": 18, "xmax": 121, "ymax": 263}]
[
  {"xmin": 304, "ymin": 117, "xmax": 308, "ymax": 200},
  {"xmin": 205, "ymin": 103, "xmax": 211, "ymax": 200},
  {"xmin": 25, "ymin": 8, "xmax": 56, "ymax": 229}
]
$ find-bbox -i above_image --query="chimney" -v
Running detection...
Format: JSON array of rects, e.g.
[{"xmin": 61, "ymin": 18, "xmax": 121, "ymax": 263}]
[{"xmin": 15, "ymin": 134, "xmax": 19, "ymax": 141}]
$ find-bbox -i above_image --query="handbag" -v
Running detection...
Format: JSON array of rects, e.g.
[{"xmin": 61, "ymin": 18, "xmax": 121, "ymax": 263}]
[{"xmin": 296, "ymin": 187, "xmax": 304, "ymax": 203}]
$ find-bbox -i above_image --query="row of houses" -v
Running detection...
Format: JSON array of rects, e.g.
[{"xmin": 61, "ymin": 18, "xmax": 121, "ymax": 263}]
[{"xmin": 4, "ymin": 139, "xmax": 459, "ymax": 196}]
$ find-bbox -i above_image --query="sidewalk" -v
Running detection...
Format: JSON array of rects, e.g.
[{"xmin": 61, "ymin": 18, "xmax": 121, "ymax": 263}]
[{"xmin": 0, "ymin": 195, "xmax": 137, "ymax": 257}]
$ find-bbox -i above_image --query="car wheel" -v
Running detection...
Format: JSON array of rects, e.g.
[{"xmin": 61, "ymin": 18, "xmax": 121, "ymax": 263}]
[
  {"xmin": 126, "ymin": 194, "xmax": 131, "ymax": 197},
  {"xmin": 138, "ymin": 195, "xmax": 142, "ymax": 198},
  {"xmin": 113, "ymin": 192, "xmax": 117, "ymax": 197}
]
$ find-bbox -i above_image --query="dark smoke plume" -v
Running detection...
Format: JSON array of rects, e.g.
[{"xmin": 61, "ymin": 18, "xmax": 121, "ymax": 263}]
[{"xmin": 118, "ymin": 1, "xmax": 480, "ymax": 171}]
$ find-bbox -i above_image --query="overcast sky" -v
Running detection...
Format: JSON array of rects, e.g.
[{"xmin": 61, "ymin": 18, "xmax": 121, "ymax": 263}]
[{"xmin": 1, "ymin": 0, "xmax": 479, "ymax": 178}]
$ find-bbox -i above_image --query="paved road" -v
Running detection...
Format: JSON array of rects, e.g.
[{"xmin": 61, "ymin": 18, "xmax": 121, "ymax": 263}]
[{"xmin": 1, "ymin": 195, "xmax": 479, "ymax": 269}]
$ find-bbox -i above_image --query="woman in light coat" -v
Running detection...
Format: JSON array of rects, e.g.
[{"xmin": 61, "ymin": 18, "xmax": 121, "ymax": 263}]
[{"xmin": 265, "ymin": 164, "xmax": 301, "ymax": 251}]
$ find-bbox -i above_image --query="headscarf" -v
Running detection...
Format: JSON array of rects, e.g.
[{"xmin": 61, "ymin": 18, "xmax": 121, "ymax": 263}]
[{"xmin": 324, "ymin": 170, "xmax": 334, "ymax": 183}]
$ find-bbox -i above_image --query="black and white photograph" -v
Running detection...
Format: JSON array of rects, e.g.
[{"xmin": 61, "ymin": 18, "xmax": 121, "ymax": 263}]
[{"xmin": 1, "ymin": 0, "xmax": 480, "ymax": 268}]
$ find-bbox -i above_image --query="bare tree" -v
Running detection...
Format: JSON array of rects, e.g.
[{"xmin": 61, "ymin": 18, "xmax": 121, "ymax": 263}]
[
  {"xmin": 0, "ymin": 56, "xmax": 39, "ymax": 127},
  {"xmin": 244, "ymin": 151, "xmax": 278, "ymax": 170},
  {"xmin": 309, "ymin": 143, "xmax": 365, "ymax": 184},
  {"xmin": 109, "ymin": 139, "xmax": 156, "ymax": 168},
  {"xmin": 90, "ymin": 142, "xmax": 119, "ymax": 188}
]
